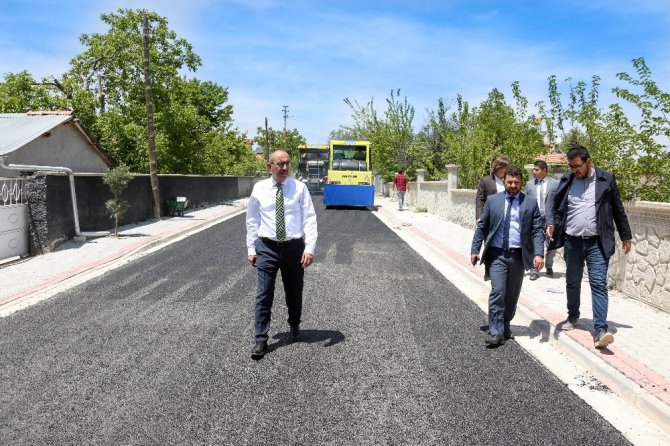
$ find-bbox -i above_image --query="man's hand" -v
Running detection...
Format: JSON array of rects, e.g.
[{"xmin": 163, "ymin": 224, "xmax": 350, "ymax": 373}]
[
  {"xmin": 471, "ymin": 254, "xmax": 479, "ymax": 266},
  {"xmin": 301, "ymin": 253, "xmax": 314, "ymax": 268},
  {"xmin": 622, "ymin": 240, "xmax": 632, "ymax": 254},
  {"xmin": 247, "ymin": 255, "xmax": 257, "ymax": 267},
  {"xmin": 546, "ymin": 225, "xmax": 554, "ymax": 241},
  {"xmin": 533, "ymin": 255, "xmax": 544, "ymax": 271}
]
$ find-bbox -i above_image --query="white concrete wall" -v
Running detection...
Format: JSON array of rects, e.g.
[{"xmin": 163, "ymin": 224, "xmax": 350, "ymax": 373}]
[
  {"xmin": 0, "ymin": 122, "xmax": 109, "ymax": 177},
  {"xmin": 382, "ymin": 167, "xmax": 670, "ymax": 313}
]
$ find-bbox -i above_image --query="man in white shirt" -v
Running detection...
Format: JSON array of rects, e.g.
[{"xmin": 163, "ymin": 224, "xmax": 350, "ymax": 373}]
[
  {"xmin": 246, "ymin": 150, "xmax": 318, "ymax": 359},
  {"xmin": 525, "ymin": 160, "xmax": 559, "ymax": 280}
]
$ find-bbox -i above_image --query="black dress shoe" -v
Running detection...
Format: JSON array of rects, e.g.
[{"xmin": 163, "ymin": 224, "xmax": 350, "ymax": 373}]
[
  {"xmin": 289, "ymin": 325, "xmax": 301, "ymax": 342},
  {"xmin": 503, "ymin": 332, "xmax": 515, "ymax": 340},
  {"xmin": 483, "ymin": 273, "xmax": 490, "ymax": 281},
  {"xmin": 251, "ymin": 341, "xmax": 268, "ymax": 358},
  {"xmin": 485, "ymin": 334, "xmax": 505, "ymax": 346},
  {"xmin": 546, "ymin": 268, "xmax": 554, "ymax": 277}
]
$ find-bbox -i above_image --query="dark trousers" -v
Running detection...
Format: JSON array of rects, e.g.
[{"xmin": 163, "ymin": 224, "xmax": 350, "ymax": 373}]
[
  {"xmin": 254, "ymin": 238, "xmax": 305, "ymax": 342},
  {"xmin": 487, "ymin": 247, "xmax": 524, "ymax": 337}
]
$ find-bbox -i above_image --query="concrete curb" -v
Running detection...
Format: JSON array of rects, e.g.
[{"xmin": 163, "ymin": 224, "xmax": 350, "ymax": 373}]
[{"xmin": 372, "ymin": 203, "xmax": 670, "ymax": 440}]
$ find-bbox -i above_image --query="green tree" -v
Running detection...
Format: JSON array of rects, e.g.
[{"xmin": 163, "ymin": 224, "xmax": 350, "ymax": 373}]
[
  {"xmin": 422, "ymin": 98, "xmax": 455, "ymax": 180},
  {"xmin": 64, "ymin": 8, "xmax": 250, "ymax": 175},
  {"xmin": 254, "ymin": 127, "xmax": 306, "ymax": 166},
  {"xmin": 102, "ymin": 164, "xmax": 134, "ymax": 236},
  {"xmin": 440, "ymin": 87, "xmax": 544, "ymax": 188},
  {"xmin": 613, "ymin": 57, "xmax": 670, "ymax": 201},
  {"xmin": 338, "ymin": 90, "xmax": 420, "ymax": 179},
  {"xmin": 0, "ymin": 71, "xmax": 70, "ymax": 112},
  {"xmin": 542, "ymin": 59, "xmax": 670, "ymax": 201}
]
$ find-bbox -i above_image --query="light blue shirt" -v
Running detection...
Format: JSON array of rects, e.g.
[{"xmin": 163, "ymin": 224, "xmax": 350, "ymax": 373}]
[
  {"xmin": 566, "ymin": 174, "xmax": 598, "ymax": 237},
  {"xmin": 492, "ymin": 193, "xmax": 521, "ymax": 249}
]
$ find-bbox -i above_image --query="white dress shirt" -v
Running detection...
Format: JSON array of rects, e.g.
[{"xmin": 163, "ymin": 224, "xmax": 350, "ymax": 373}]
[
  {"xmin": 535, "ymin": 179, "xmax": 547, "ymax": 215},
  {"xmin": 246, "ymin": 176, "xmax": 318, "ymax": 255},
  {"xmin": 495, "ymin": 176, "xmax": 505, "ymax": 193}
]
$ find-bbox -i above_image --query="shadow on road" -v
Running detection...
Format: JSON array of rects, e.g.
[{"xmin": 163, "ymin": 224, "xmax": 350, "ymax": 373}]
[{"xmin": 270, "ymin": 329, "xmax": 346, "ymax": 351}]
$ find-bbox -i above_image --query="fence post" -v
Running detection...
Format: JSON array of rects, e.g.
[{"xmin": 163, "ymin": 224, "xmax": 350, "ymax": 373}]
[
  {"xmin": 415, "ymin": 169, "xmax": 425, "ymax": 209},
  {"xmin": 446, "ymin": 164, "xmax": 458, "ymax": 213}
]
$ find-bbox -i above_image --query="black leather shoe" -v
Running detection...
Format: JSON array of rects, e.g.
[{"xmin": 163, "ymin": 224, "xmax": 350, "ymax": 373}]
[
  {"xmin": 483, "ymin": 273, "xmax": 490, "ymax": 281},
  {"xmin": 251, "ymin": 341, "xmax": 268, "ymax": 358},
  {"xmin": 289, "ymin": 326, "xmax": 301, "ymax": 342},
  {"xmin": 485, "ymin": 334, "xmax": 505, "ymax": 346},
  {"xmin": 546, "ymin": 268, "xmax": 554, "ymax": 277},
  {"xmin": 503, "ymin": 331, "xmax": 515, "ymax": 340},
  {"xmin": 529, "ymin": 271, "xmax": 539, "ymax": 281}
]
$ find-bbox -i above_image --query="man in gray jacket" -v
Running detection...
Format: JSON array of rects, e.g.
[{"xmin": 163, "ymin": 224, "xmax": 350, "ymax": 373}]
[{"xmin": 525, "ymin": 160, "xmax": 560, "ymax": 280}]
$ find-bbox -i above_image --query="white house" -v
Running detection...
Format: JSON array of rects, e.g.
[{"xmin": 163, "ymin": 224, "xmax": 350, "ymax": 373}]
[{"xmin": 0, "ymin": 111, "xmax": 111, "ymax": 177}]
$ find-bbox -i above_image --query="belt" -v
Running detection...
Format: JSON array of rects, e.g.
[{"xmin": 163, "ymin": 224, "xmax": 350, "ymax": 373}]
[
  {"xmin": 568, "ymin": 234, "xmax": 598, "ymax": 240},
  {"xmin": 260, "ymin": 237, "xmax": 303, "ymax": 248},
  {"xmin": 491, "ymin": 246, "xmax": 522, "ymax": 254}
]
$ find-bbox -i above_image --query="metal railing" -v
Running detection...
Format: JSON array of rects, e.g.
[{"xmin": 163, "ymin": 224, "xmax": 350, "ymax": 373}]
[{"xmin": 0, "ymin": 178, "xmax": 27, "ymax": 206}]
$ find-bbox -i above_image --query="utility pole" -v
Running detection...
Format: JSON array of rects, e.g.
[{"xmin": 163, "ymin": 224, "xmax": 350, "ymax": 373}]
[
  {"xmin": 143, "ymin": 15, "xmax": 161, "ymax": 220},
  {"xmin": 265, "ymin": 117, "xmax": 270, "ymax": 160},
  {"xmin": 281, "ymin": 105, "xmax": 289, "ymax": 151},
  {"xmin": 282, "ymin": 105, "xmax": 289, "ymax": 131}
]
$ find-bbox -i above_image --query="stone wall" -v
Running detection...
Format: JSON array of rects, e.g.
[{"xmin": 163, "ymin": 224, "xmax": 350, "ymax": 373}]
[
  {"xmin": 382, "ymin": 166, "xmax": 670, "ymax": 312},
  {"xmin": 613, "ymin": 201, "xmax": 670, "ymax": 311},
  {"xmin": 27, "ymin": 173, "xmax": 260, "ymax": 254}
]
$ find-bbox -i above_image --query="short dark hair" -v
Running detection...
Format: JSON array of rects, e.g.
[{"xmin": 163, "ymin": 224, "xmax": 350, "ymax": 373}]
[
  {"xmin": 504, "ymin": 166, "xmax": 522, "ymax": 179},
  {"xmin": 566, "ymin": 144, "xmax": 590, "ymax": 162},
  {"xmin": 398, "ymin": 169, "xmax": 404, "ymax": 174},
  {"xmin": 533, "ymin": 160, "xmax": 548, "ymax": 171}
]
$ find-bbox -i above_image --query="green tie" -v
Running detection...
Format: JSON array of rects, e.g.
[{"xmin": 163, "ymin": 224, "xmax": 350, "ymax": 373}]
[{"xmin": 276, "ymin": 183, "xmax": 285, "ymax": 241}]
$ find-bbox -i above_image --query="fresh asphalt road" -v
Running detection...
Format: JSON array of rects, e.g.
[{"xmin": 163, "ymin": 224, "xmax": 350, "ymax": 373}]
[{"xmin": 0, "ymin": 197, "xmax": 628, "ymax": 445}]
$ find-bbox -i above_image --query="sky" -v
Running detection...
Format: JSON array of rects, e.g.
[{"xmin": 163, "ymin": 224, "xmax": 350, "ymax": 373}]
[{"xmin": 1, "ymin": 0, "xmax": 670, "ymax": 145}]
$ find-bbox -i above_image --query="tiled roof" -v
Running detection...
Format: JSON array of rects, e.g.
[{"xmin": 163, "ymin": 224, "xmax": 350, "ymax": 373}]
[
  {"xmin": 537, "ymin": 151, "xmax": 568, "ymax": 165},
  {"xmin": 536, "ymin": 144, "xmax": 568, "ymax": 165}
]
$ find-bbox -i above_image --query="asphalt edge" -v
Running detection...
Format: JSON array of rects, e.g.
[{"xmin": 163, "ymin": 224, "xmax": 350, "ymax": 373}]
[
  {"xmin": 371, "ymin": 205, "xmax": 670, "ymax": 441},
  {"xmin": 0, "ymin": 204, "xmax": 247, "ymax": 317}
]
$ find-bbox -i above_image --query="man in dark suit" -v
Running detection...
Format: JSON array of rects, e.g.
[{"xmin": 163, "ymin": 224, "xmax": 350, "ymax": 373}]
[
  {"xmin": 546, "ymin": 145, "xmax": 631, "ymax": 349},
  {"xmin": 525, "ymin": 160, "xmax": 560, "ymax": 280},
  {"xmin": 475, "ymin": 156, "xmax": 511, "ymax": 281},
  {"xmin": 471, "ymin": 166, "xmax": 545, "ymax": 346}
]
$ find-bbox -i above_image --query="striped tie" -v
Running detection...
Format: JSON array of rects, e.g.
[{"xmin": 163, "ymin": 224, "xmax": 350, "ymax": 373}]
[{"xmin": 276, "ymin": 183, "xmax": 285, "ymax": 241}]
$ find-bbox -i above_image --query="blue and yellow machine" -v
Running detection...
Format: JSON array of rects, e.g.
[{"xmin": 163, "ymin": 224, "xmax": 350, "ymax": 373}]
[{"xmin": 322, "ymin": 140, "xmax": 374, "ymax": 207}]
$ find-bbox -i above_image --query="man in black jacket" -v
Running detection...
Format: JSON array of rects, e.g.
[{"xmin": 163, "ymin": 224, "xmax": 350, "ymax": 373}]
[{"xmin": 546, "ymin": 145, "xmax": 632, "ymax": 349}]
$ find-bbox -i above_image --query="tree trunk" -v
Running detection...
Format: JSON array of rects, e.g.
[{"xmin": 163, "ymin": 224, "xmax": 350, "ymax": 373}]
[{"xmin": 143, "ymin": 15, "xmax": 161, "ymax": 220}]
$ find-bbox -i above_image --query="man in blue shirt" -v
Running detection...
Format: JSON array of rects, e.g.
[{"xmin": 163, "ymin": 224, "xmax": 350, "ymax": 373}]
[{"xmin": 471, "ymin": 166, "xmax": 545, "ymax": 347}]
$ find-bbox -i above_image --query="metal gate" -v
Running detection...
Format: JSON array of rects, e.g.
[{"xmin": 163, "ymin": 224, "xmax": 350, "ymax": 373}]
[{"xmin": 0, "ymin": 178, "xmax": 28, "ymax": 261}]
